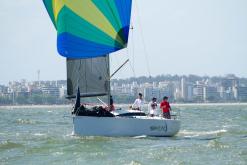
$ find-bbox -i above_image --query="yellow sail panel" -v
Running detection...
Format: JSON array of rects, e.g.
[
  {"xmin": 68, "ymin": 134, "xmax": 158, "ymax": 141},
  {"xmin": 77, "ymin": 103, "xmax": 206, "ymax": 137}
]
[
  {"xmin": 64, "ymin": 0, "xmax": 124, "ymax": 46},
  {"xmin": 53, "ymin": 0, "xmax": 65, "ymax": 23}
]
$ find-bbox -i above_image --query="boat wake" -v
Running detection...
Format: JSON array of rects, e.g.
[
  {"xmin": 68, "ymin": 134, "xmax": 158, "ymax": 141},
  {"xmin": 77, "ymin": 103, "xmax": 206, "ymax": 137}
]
[
  {"xmin": 178, "ymin": 129, "xmax": 227, "ymax": 140},
  {"xmin": 132, "ymin": 135, "xmax": 148, "ymax": 139}
]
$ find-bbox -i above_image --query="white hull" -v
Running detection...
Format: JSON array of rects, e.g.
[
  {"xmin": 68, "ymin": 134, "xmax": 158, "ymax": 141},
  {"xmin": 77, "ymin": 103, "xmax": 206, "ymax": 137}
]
[{"xmin": 73, "ymin": 116, "xmax": 180, "ymax": 137}]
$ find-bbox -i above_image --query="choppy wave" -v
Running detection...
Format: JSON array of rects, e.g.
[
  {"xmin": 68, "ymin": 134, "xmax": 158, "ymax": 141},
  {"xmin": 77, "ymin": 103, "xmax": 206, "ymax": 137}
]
[
  {"xmin": 0, "ymin": 141, "xmax": 24, "ymax": 150},
  {"xmin": 206, "ymin": 139, "xmax": 230, "ymax": 149},
  {"xmin": 15, "ymin": 118, "xmax": 39, "ymax": 125},
  {"xmin": 33, "ymin": 133, "xmax": 47, "ymax": 137}
]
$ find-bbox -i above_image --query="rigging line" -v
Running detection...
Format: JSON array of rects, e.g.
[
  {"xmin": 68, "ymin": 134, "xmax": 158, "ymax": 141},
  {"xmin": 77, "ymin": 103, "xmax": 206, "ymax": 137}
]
[
  {"xmin": 77, "ymin": 59, "xmax": 82, "ymax": 88},
  {"xmin": 130, "ymin": 23, "xmax": 136, "ymax": 77},
  {"xmin": 111, "ymin": 51, "xmax": 124, "ymax": 78},
  {"xmin": 111, "ymin": 59, "xmax": 129, "ymax": 78},
  {"xmin": 124, "ymin": 26, "xmax": 136, "ymax": 78},
  {"xmin": 97, "ymin": 97, "xmax": 108, "ymax": 107},
  {"xmin": 126, "ymin": 44, "xmax": 136, "ymax": 78},
  {"xmin": 106, "ymin": 54, "xmax": 111, "ymax": 106},
  {"xmin": 135, "ymin": 0, "xmax": 151, "ymax": 77},
  {"xmin": 85, "ymin": 59, "xmax": 88, "ymax": 93},
  {"xmin": 106, "ymin": 55, "xmax": 111, "ymax": 80}
]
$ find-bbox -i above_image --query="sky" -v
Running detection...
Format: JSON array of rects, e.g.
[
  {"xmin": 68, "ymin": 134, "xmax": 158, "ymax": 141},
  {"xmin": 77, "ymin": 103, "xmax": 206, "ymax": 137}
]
[{"xmin": 0, "ymin": 0, "xmax": 247, "ymax": 85}]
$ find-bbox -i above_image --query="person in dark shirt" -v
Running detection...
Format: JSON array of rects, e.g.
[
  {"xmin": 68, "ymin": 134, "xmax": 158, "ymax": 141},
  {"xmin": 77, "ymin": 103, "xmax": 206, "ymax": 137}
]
[
  {"xmin": 160, "ymin": 96, "xmax": 171, "ymax": 119},
  {"xmin": 109, "ymin": 95, "xmax": 115, "ymax": 111}
]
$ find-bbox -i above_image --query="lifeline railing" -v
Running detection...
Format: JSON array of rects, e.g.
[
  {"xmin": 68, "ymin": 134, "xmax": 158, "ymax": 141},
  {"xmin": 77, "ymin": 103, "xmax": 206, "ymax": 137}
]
[{"xmin": 170, "ymin": 108, "xmax": 181, "ymax": 120}]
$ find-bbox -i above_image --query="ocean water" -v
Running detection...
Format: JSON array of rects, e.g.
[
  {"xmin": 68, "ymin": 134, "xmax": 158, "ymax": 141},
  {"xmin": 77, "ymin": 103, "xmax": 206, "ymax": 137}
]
[{"xmin": 0, "ymin": 104, "xmax": 246, "ymax": 165}]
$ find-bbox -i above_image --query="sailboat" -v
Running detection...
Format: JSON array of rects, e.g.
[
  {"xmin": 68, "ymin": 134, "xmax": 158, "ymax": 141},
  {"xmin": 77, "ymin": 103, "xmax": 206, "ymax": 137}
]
[{"xmin": 43, "ymin": 0, "xmax": 180, "ymax": 137}]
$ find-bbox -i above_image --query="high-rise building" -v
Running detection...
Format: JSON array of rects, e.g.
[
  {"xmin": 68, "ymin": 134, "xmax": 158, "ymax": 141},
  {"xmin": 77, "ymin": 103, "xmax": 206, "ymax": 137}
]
[
  {"xmin": 187, "ymin": 84, "xmax": 194, "ymax": 101},
  {"xmin": 193, "ymin": 82, "xmax": 204, "ymax": 102},
  {"xmin": 203, "ymin": 86, "xmax": 219, "ymax": 102},
  {"xmin": 237, "ymin": 87, "xmax": 247, "ymax": 101},
  {"xmin": 144, "ymin": 87, "xmax": 159, "ymax": 101},
  {"xmin": 160, "ymin": 87, "xmax": 173, "ymax": 100},
  {"xmin": 221, "ymin": 75, "xmax": 239, "ymax": 89},
  {"xmin": 181, "ymin": 77, "xmax": 187, "ymax": 100},
  {"xmin": 42, "ymin": 86, "xmax": 60, "ymax": 98}
]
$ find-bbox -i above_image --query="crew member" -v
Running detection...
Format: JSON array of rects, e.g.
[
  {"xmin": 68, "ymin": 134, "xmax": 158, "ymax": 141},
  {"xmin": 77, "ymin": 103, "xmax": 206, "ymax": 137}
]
[
  {"xmin": 109, "ymin": 95, "xmax": 115, "ymax": 111},
  {"xmin": 160, "ymin": 96, "xmax": 171, "ymax": 119},
  {"xmin": 148, "ymin": 97, "xmax": 158, "ymax": 117},
  {"xmin": 131, "ymin": 93, "xmax": 144, "ymax": 111}
]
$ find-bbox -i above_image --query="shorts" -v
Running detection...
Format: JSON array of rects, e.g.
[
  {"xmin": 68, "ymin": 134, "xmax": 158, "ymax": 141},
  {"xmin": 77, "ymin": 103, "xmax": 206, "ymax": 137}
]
[{"xmin": 163, "ymin": 112, "xmax": 171, "ymax": 119}]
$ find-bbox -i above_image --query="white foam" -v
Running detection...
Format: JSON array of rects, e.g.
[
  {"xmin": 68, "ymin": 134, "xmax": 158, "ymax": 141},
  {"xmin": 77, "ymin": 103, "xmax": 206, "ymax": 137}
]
[
  {"xmin": 34, "ymin": 133, "xmax": 46, "ymax": 136},
  {"xmin": 179, "ymin": 129, "xmax": 227, "ymax": 137},
  {"xmin": 133, "ymin": 135, "xmax": 147, "ymax": 139}
]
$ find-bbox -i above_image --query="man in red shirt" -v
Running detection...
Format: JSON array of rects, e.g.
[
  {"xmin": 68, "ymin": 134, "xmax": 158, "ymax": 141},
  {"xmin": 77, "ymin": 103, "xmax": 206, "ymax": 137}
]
[{"xmin": 160, "ymin": 96, "xmax": 171, "ymax": 119}]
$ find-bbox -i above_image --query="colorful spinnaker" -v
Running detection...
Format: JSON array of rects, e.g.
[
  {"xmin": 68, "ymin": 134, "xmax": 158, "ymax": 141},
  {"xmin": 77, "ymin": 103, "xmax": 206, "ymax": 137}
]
[{"xmin": 43, "ymin": 0, "xmax": 132, "ymax": 58}]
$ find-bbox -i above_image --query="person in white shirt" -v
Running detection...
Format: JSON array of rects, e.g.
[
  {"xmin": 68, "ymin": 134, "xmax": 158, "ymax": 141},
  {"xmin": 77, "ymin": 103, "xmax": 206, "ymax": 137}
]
[
  {"xmin": 131, "ymin": 93, "xmax": 143, "ymax": 111},
  {"xmin": 148, "ymin": 97, "xmax": 158, "ymax": 117}
]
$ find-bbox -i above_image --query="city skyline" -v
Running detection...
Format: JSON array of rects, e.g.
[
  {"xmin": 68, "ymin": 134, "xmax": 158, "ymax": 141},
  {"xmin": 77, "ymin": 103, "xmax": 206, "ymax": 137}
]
[
  {"xmin": 1, "ymin": 74, "xmax": 247, "ymax": 105},
  {"xmin": 1, "ymin": 73, "xmax": 247, "ymax": 85},
  {"xmin": 1, "ymin": 73, "xmax": 247, "ymax": 86},
  {"xmin": 1, "ymin": 0, "xmax": 247, "ymax": 85}
]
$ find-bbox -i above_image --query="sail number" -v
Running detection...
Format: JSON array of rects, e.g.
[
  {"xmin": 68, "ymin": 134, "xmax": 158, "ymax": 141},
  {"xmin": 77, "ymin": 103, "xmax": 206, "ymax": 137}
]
[{"xmin": 150, "ymin": 125, "xmax": 167, "ymax": 132}]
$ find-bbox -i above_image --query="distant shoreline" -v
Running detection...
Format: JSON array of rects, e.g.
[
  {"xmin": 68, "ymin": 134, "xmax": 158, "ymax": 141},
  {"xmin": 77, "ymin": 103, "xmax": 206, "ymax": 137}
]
[
  {"xmin": 0, "ymin": 104, "xmax": 71, "ymax": 109},
  {"xmin": 0, "ymin": 102, "xmax": 247, "ymax": 109},
  {"xmin": 171, "ymin": 102, "xmax": 247, "ymax": 106}
]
